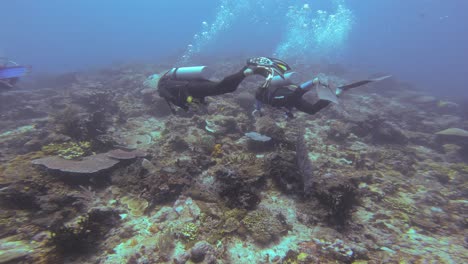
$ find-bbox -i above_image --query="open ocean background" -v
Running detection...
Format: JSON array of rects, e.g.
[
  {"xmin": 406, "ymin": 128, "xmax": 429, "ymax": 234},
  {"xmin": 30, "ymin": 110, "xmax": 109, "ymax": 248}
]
[{"xmin": 1, "ymin": 0, "xmax": 467, "ymax": 96}]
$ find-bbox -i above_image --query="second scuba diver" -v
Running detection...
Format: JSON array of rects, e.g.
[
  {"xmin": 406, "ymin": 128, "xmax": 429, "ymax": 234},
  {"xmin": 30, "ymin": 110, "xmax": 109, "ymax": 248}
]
[{"xmin": 254, "ymin": 71, "xmax": 392, "ymax": 118}]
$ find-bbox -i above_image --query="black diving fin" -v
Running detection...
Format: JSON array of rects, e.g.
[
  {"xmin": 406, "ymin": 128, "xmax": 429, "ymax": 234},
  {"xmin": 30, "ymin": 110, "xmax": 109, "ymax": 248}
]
[{"xmin": 337, "ymin": 75, "xmax": 392, "ymax": 93}]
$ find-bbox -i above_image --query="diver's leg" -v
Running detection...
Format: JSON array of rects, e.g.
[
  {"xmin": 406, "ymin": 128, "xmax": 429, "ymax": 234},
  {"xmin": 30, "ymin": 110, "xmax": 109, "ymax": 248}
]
[{"xmin": 295, "ymin": 98, "xmax": 331, "ymax": 115}]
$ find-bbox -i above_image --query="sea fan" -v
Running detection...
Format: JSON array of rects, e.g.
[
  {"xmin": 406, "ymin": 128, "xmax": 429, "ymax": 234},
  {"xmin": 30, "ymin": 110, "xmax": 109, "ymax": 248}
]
[{"xmin": 296, "ymin": 132, "xmax": 314, "ymax": 194}]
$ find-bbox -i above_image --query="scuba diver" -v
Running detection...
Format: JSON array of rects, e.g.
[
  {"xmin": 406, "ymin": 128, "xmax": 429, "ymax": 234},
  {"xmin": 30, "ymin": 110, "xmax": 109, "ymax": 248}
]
[
  {"xmin": 0, "ymin": 58, "xmax": 30, "ymax": 90},
  {"xmin": 157, "ymin": 57, "xmax": 291, "ymax": 113},
  {"xmin": 254, "ymin": 68, "xmax": 392, "ymax": 118}
]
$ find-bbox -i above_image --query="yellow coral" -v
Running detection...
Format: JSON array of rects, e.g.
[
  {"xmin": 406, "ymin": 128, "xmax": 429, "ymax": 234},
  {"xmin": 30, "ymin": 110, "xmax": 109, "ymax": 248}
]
[
  {"xmin": 211, "ymin": 143, "xmax": 222, "ymax": 158},
  {"xmin": 42, "ymin": 141, "xmax": 92, "ymax": 160},
  {"xmin": 178, "ymin": 222, "xmax": 199, "ymax": 241}
]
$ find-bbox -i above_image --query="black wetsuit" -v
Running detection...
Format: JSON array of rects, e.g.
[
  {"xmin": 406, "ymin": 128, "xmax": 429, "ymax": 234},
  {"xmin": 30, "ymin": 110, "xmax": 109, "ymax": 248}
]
[
  {"xmin": 158, "ymin": 68, "xmax": 246, "ymax": 111},
  {"xmin": 255, "ymin": 85, "xmax": 331, "ymax": 116}
]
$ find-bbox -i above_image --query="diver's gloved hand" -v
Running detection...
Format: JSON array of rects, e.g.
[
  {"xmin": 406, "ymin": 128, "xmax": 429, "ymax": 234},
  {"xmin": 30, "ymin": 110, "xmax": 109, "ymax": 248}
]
[{"xmin": 243, "ymin": 64, "xmax": 273, "ymax": 78}]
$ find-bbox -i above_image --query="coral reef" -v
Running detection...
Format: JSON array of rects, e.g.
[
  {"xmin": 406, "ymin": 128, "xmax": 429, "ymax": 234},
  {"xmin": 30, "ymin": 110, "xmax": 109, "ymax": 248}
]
[{"xmin": 1, "ymin": 60, "xmax": 467, "ymax": 263}]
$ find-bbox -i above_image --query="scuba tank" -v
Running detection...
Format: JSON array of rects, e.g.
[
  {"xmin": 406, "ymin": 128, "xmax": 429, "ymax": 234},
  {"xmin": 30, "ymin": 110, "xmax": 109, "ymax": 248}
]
[
  {"xmin": 270, "ymin": 72, "xmax": 301, "ymax": 87},
  {"xmin": 167, "ymin": 66, "xmax": 214, "ymax": 81}
]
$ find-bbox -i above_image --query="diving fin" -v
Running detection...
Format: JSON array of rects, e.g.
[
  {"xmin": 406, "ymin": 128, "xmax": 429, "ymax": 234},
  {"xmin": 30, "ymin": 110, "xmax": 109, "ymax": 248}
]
[
  {"xmin": 337, "ymin": 75, "xmax": 392, "ymax": 93},
  {"xmin": 0, "ymin": 66, "xmax": 29, "ymax": 80},
  {"xmin": 317, "ymin": 84, "xmax": 339, "ymax": 104}
]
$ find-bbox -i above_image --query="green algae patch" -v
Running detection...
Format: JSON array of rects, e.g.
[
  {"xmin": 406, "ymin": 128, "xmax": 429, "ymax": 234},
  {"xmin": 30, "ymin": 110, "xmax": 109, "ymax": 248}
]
[
  {"xmin": 0, "ymin": 125, "xmax": 35, "ymax": 143},
  {"xmin": 297, "ymin": 252, "xmax": 309, "ymax": 262},
  {"xmin": 0, "ymin": 236, "xmax": 33, "ymax": 263},
  {"xmin": 121, "ymin": 196, "xmax": 149, "ymax": 216}
]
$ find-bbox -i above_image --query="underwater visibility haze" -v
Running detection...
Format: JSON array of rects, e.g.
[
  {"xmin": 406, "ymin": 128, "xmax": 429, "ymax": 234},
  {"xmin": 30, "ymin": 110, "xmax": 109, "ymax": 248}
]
[{"xmin": 0, "ymin": 0, "xmax": 467, "ymax": 263}]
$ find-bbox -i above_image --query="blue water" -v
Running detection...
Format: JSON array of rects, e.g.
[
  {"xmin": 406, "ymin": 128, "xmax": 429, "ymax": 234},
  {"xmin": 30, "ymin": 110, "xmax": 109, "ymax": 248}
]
[{"xmin": 2, "ymin": 0, "xmax": 467, "ymax": 97}]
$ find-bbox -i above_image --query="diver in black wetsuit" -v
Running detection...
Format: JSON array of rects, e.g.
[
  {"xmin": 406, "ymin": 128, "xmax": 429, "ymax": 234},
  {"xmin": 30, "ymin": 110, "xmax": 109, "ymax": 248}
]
[
  {"xmin": 157, "ymin": 57, "xmax": 291, "ymax": 113},
  {"xmin": 254, "ymin": 72, "xmax": 392, "ymax": 118},
  {"xmin": 255, "ymin": 77, "xmax": 328, "ymax": 118}
]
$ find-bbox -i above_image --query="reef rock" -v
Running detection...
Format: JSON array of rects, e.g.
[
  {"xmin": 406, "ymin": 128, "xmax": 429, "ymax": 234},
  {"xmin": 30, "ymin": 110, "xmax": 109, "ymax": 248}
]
[
  {"xmin": 205, "ymin": 115, "xmax": 238, "ymax": 135},
  {"xmin": 255, "ymin": 116, "xmax": 285, "ymax": 141},
  {"xmin": 216, "ymin": 166, "xmax": 263, "ymax": 210},
  {"xmin": 190, "ymin": 241, "xmax": 216, "ymax": 263},
  {"xmin": 235, "ymin": 91, "xmax": 256, "ymax": 110},
  {"xmin": 266, "ymin": 151, "xmax": 304, "ymax": 194}
]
